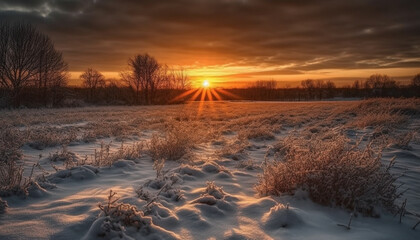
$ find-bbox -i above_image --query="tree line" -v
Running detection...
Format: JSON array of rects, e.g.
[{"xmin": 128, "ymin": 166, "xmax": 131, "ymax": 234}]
[
  {"xmin": 230, "ymin": 74, "xmax": 420, "ymax": 101},
  {"xmin": 0, "ymin": 22, "xmax": 419, "ymax": 108},
  {"xmin": 72, "ymin": 73, "xmax": 420, "ymax": 105}
]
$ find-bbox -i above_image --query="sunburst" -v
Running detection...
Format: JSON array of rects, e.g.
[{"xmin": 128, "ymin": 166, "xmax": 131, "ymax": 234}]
[{"xmin": 169, "ymin": 80, "xmax": 242, "ymax": 115}]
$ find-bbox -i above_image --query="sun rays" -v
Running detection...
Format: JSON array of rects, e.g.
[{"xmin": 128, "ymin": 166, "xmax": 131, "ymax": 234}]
[
  {"xmin": 169, "ymin": 80, "xmax": 242, "ymax": 115},
  {"xmin": 170, "ymin": 86, "xmax": 240, "ymax": 103}
]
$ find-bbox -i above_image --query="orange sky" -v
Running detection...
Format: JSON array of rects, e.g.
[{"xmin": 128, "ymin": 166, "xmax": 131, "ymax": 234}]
[
  {"xmin": 3, "ymin": 0, "xmax": 419, "ymax": 88},
  {"xmin": 68, "ymin": 66, "xmax": 420, "ymax": 88}
]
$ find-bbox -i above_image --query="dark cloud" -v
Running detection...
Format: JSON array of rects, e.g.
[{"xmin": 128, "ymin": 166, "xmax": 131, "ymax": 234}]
[{"xmin": 1, "ymin": 0, "xmax": 419, "ymax": 76}]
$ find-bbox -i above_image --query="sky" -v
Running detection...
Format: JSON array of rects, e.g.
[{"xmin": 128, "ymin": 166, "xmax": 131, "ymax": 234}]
[{"xmin": 1, "ymin": 0, "xmax": 419, "ymax": 87}]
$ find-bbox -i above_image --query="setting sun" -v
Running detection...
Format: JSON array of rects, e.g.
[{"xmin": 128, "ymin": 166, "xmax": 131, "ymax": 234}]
[{"xmin": 202, "ymin": 80, "xmax": 210, "ymax": 88}]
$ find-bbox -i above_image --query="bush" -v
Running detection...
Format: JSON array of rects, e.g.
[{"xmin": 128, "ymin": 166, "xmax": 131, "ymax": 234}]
[
  {"xmin": 0, "ymin": 129, "xmax": 24, "ymax": 163},
  {"xmin": 0, "ymin": 129, "xmax": 27, "ymax": 196},
  {"xmin": 256, "ymin": 133, "xmax": 401, "ymax": 216},
  {"xmin": 0, "ymin": 160, "xmax": 25, "ymax": 195},
  {"xmin": 92, "ymin": 141, "xmax": 144, "ymax": 167},
  {"xmin": 88, "ymin": 189, "xmax": 180, "ymax": 239},
  {"xmin": 49, "ymin": 145, "xmax": 83, "ymax": 169},
  {"xmin": 97, "ymin": 190, "xmax": 153, "ymax": 237},
  {"xmin": 148, "ymin": 124, "xmax": 194, "ymax": 161}
]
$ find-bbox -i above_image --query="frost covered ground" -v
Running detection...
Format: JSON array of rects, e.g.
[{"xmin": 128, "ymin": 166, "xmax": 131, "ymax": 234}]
[{"xmin": 0, "ymin": 99, "xmax": 419, "ymax": 239}]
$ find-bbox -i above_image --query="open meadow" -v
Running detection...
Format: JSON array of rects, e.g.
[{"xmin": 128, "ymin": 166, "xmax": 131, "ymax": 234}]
[{"xmin": 0, "ymin": 99, "xmax": 419, "ymax": 239}]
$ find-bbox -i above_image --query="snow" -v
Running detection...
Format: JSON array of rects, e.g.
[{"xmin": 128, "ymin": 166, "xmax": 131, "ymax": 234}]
[{"xmin": 0, "ymin": 101, "xmax": 419, "ymax": 239}]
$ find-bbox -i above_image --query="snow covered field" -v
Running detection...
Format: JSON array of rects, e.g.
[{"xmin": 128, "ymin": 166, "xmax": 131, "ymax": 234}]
[{"xmin": 0, "ymin": 99, "xmax": 419, "ymax": 239}]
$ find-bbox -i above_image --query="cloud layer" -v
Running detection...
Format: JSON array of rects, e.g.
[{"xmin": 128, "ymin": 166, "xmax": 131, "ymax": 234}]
[{"xmin": 1, "ymin": 0, "xmax": 419, "ymax": 83}]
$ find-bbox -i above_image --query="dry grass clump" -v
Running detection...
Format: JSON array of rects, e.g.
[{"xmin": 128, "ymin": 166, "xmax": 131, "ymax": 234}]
[
  {"xmin": 0, "ymin": 159, "xmax": 48, "ymax": 197},
  {"xmin": 390, "ymin": 131, "xmax": 415, "ymax": 150},
  {"xmin": 204, "ymin": 181, "xmax": 225, "ymax": 199},
  {"xmin": 92, "ymin": 141, "xmax": 144, "ymax": 167},
  {"xmin": 0, "ymin": 129, "xmax": 28, "ymax": 196},
  {"xmin": 114, "ymin": 142, "xmax": 144, "ymax": 161},
  {"xmin": 0, "ymin": 160, "xmax": 25, "ymax": 196},
  {"xmin": 148, "ymin": 124, "xmax": 196, "ymax": 161},
  {"xmin": 353, "ymin": 111, "xmax": 407, "ymax": 128},
  {"xmin": 0, "ymin": 129, "xmax": 24, "ymax": 162},
  {"xmin": 256, "ymin": 133, "xmax": 401, "ymax": 216},
  {"xmin": 136, "ymin": 170, "xmax": 183, "ymax": 203},
  {"xmin": 48, "ymin": 141, "xmax": 144, "ymax": 169},
  {"xmin": 97, "ymin": 190, "xmax": 153, "ymax": 238},
  {"xmin": 350, "ymin": 98, "xmax": 419, "ymax": 128},
  {"xmin": 94, "ymin": 189, "xmax": 180, "ymax": 239},
  {"xmin": 218, "ymin": 138, "xmax": 249, "ymax": 160},
  {"xmin": 356, "ymin": 98, "xmax": 420, "ymax": 116},
  {"xmin": 236, "ymin": 159, "xmax": 259, "ymax": 170},
  {"xmin": 48, "ymin": 145, "xmax": 84, "ymax": 169},
  {"xmin": 136, "ymin": 158, "xmax": 183, "ymax": 204},
  {"xmin": 1, "ymin": 130, "xmax": 53, "ymax": 198},
  {"xmin": 28, "ymin": 127, "xmax": 78, "ymax": 150},
  {"xmin": 239, "ymin": 126, "xmax": 275, "ymax": 141}
]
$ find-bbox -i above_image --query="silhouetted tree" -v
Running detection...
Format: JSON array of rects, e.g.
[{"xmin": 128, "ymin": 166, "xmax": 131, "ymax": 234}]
[
  {"xmin": 352, "ymin": 80, "xmax": 361, "ymax": 90},
  {"xmin": 172, "ymin": 67, "xmax": 191, "ymax": 90},
  {"xmin": 80, "ymin": 68, "xmax": 105, "ymax": 102},
  {"xmin": 0, "ymin": 22, "xmax": 67, "ymax": 107},
  {"xmin": 411, "ymin": 73, "xmax": 420, "ymax": 96},
  {"xmin": 301, "ymin": 79, "xmax": 315, "ymax": 99},
  {"xmin": 411, "ymin": 74, "xmax": 420, "ymax": 87},
  {"xmin": 250, "ymin": 80, "xmax": 278, "ymax": 100},
  {"xmin": 365, "ymin": 74, "xmax": 397, "ymax": 89},
  {"xmin": 35, "ymin": 37, "xmax": 68, "ymax": 106},
  {"xmin": 365, "ymin": 74, "xmax": 398, "ymax": 97},
  {"xmin": 123, "ymin": 54, "xmax": 160, "ymax": 104},
  {"xmin": 325, "ymin": 80, "xmax": 336, "ymax": 98}
]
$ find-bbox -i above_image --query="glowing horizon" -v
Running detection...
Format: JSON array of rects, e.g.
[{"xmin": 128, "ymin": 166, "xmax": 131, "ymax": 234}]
[{"xmin": 67, "ymin": 66, "xmax": 420, "ymax": 88}]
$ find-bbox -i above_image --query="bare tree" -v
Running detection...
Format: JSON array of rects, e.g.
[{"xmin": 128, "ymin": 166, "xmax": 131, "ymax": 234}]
[
  {"xmin": 156, "ymin": 64, "xmax": 171, "ymax": 89},
  {"xmin": 250, "ymin": 80, "xmax": 278, "ymax": 100},
  {"xmin": 352, "ymin": 80, "xmax": 361, "ymax": 89},
  {"xmin": 172, "ymin": 67, "xmax": 191, "ymax": 90},
  {"xmin": 0, "ymin": 22, "xmax": 67, "ymax": 107},
  {"xmin": 301, "ymin": 79, "xmax": 315, "ymax": 99},
  {"xmin": 364, "ymin": 74, "xmax": 398, "ymax": 97},
  {"xmin": 80, "ymin": 68, "xmax": 105, "ymax": 101},
  {"xmin": 124, "ymin": 54, "xmax": 160, "ymax": 104},
  {"xmin": 315, "ymin": 80, "xmax": 325, "ymax": 99},
  {"xmin": 365, "ymin": 74, "xmax": 397, "ymax": 89},
  {"xmin": 411, "ymin": 73, "xmax": 420, "ymax": 88},
  {"xmin": 325, "ymin": 80, "xmax": 336, "ymax": 98},
  {"xmin": 157, "ymin": 66, "xmax": 191, "ymax": 90},
  {"xmin": 120, "ymin": 69, "xmax": 139, "ymax": 104},
  {"xmin": 411, "ymin": 73, "xmax": 420, "ymax": 97},
  {"xmin": 254, "ymin": 80, "xmax": 277, "ymax": 89},
  {"xmin": 35, "ymin": 35, "xmax": 68, "ymax": 106},
  {"xmin": 121, "ymin": 54, "xmax": 190, "ymax": 104}
]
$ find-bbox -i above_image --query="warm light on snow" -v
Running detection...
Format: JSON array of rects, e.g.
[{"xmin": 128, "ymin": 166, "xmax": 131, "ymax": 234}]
[{"xmin": 1, "ymin": 100, "xmax": 419, "ymax": 239}]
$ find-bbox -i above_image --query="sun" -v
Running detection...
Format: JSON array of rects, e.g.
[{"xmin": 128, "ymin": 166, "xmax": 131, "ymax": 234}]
[{"xmin": 202, "ymin": 80, "xmax": 210, "ymax": 88}]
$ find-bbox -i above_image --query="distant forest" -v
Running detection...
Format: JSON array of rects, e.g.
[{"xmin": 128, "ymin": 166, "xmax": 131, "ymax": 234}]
[{"xmin": 1, "ymin": 22, "xmax": 419, "ymax": 108}]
